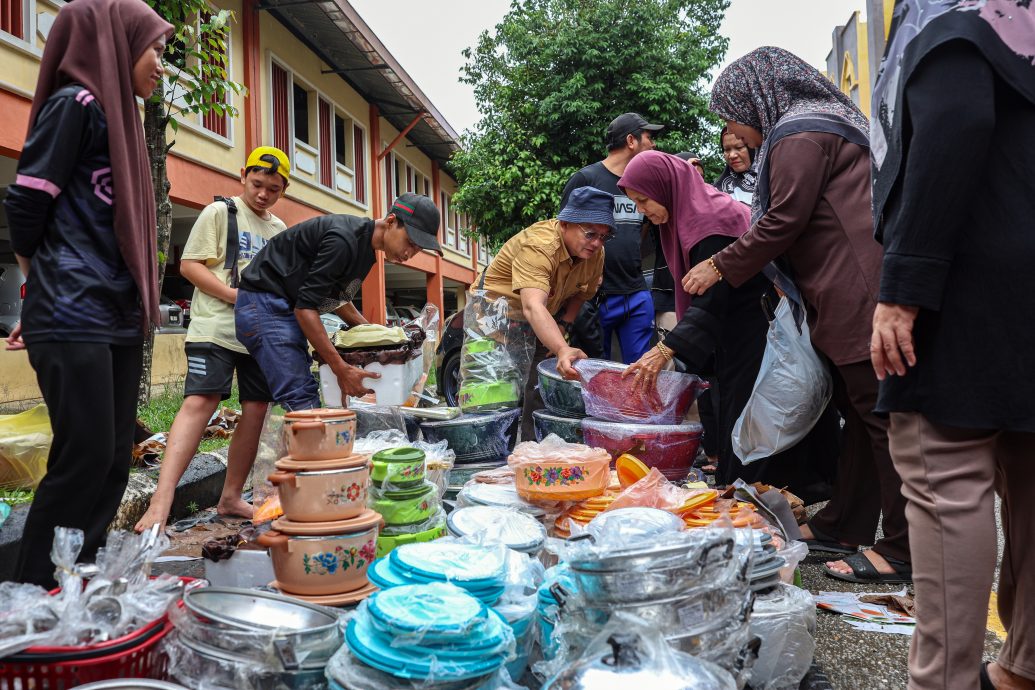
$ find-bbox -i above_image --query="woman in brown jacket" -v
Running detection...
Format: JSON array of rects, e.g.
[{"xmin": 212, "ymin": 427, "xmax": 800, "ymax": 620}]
[{"xmin": 684, "ymin": 46, "xmax": 911, "ymax": 584}]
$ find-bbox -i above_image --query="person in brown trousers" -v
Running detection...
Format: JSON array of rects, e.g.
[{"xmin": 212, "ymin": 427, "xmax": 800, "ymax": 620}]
[
  {"xmin": 684, "ymin": 46, "xmax": 911, "ymax": 583},
  {"xmin": 870, "ymin": 2, "xmax": 1035, "ymax": 688}
]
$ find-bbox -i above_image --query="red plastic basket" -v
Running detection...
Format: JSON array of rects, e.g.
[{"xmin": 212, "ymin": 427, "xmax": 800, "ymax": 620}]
[{"xmin": 0, "ymin": 619, "xmax": 172, "ymax": 689}]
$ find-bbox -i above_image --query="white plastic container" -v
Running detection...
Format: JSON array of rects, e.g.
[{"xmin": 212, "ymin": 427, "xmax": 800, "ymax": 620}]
[{"xmin": 320, "ymin": 352, "xmax": 424, "ymax": 407}]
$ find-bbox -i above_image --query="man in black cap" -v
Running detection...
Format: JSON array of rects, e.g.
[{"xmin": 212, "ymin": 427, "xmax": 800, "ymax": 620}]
[
  {"xmin": 560, "ymin": 112, "xmax": 664, "ymax": 365},
  {"xmin": 235, "ymin": 193, "xmax": 441, "ymax": 410}
]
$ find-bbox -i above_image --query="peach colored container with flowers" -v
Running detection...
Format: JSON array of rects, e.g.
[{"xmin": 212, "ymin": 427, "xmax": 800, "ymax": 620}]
[
  {"xmin": 268, "ymin": 461, "xmax": 371, "ymax": 523},
  {"xmin": 257, "ymin": 509, "xmax": 381, "ymax": 596},
  {"xmin": 507, "ymin": 434, "xmax": 611, "ymax": 502},
  {"xmin": 282, "ymin": 408, "xmax": 357, "ymax": 461}
]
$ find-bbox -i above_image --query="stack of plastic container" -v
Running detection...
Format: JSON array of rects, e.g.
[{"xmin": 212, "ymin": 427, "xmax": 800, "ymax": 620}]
[
  {"xmin": 420, "ymin": 408, "xmax": 521, "ymax": 502},
  {"xmin": 257, "ymin": 409, "xmax": 381, "ymax": 606},
  {"xmin": 532, "ymin": 358, "xmax": 587, "ymax": 444},
  {"xmin": 369, "ymin": 447, "xmax": 447, "ymax": 557},
  {"xmin": 574, "ymin": 359, "xmax": 709, "ymax": 482}
]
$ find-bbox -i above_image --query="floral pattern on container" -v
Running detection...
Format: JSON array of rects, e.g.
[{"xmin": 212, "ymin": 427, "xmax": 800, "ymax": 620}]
[
  {"xmin": 302, "ymin": 539, "xmax": 377, "ymax": 575},
  {"xmin": 396, "ymin": 463, "xmax": 420, "ymax": 479},
  {"xmin": 523, "ymin": 465, "xmax": 586, "ymax": 487},
  {"xmin": 326, "ymin": 482, "xmax": 365, "ymax": 506}
]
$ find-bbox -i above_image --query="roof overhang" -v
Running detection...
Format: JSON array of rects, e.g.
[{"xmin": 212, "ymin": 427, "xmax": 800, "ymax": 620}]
[{"xmin": 258, "ymin": 0, "xmax": 461, "ymax": 168}]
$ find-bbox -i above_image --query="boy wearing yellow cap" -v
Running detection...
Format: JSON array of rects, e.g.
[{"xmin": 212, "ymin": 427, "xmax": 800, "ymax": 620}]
[{"xmin": 135, "ymin": 147, "xmax": 290, "ymax": 532}]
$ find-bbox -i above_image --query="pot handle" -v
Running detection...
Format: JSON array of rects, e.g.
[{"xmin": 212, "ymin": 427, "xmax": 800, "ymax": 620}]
[
  {"xmin": 288, "ymin": 421, "xmax": 324, "ymax": 433},
  {"xmin": 267, "ymin": 471, "xmax": 293, "ymax": 486},
  {"xmin": 256, "ymin": 532, "xmax": 289, "ymax": 548}
]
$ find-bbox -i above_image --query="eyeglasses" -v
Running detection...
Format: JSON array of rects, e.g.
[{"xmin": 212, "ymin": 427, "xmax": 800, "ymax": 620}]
[{"xmin": 577, "ymin": 224, "xmax": 615, "ymax": 243}]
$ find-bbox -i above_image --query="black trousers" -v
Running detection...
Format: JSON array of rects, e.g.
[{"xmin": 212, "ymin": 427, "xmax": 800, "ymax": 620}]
[{"xmin": 16, "ymin": 341, "xmax": 142, "ymax": 587}]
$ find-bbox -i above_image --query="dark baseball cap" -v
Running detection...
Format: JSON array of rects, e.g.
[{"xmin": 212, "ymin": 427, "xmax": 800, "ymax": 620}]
[
  {"xmin": 606, "ymin": 112, "xmax": 665, "ymax": 147},
  {"xmin": 389, "ymin": 193, "xmax": 442, "ymax": 255}
]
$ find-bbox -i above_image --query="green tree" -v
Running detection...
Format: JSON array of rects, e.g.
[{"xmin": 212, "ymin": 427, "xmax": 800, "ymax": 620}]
[
  {"xmin": 137, "ymin": 1, "xmax": 245, "ymax": 407},
  {"xmin": 453, "ymin": 0, "xmax": 730, "ymax": 247}
]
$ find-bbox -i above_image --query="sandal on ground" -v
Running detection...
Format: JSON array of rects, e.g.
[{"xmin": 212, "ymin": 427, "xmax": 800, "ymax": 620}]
[
  {"xmin": 803, "ymin": 522, "xmax": 858, "ymax": 555},
  {"xmin": 823, "ymin": 551, "xmax": 913, "ymax": 585}
]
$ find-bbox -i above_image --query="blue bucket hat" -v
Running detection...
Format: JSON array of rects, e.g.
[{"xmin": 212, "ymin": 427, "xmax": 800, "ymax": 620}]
[{"xmin": 557, "ymin": 186, "xmax": 615, "ymax": 229}]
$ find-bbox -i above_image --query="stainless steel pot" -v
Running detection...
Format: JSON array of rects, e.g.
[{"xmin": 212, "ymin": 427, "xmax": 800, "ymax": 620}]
[
  {"xmin": 543, "ymin": 633, "xmax": 735, "ymax": 690},
  {"xmin": 180, "ymin": 588, "xmax": 341, "ymax": 669},
  {"xmin": 169, "ymin": 634, "xmax": 329, "ymax": 690},
  {"xmin": 581, "ymin": 587, "xmax": 752, "ymax": 631}
]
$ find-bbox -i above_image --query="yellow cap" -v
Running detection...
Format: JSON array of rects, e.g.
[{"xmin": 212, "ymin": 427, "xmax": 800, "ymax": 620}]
[{"xmin": 245, "ymin": 146, "xmax": 290, "ymax": 181}]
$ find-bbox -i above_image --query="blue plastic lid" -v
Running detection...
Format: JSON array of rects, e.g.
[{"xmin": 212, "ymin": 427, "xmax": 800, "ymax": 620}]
[
  {"xmin": 368, "ymin": 583, "xmax": 486, "ymax": 635},
  {"xmin": 390, "ymin": 542, "xmax": 508, "ymax": 584}
]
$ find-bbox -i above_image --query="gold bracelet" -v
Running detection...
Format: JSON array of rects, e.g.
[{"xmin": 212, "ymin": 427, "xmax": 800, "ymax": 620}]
[
  {"xmin": 707, "ymin": 256, "xmax": 724, "ymax": 281},
  {"xmin": 656, "ymin": 343, "xmax": 674, "ymax": 362}
]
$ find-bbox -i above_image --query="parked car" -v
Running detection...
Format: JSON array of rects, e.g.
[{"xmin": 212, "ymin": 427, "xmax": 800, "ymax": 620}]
[
  {"xmin": 435, "ymin": 310, "xmax": 465, "ymax": 407},
  {"xmin": 394, "ymin": 305, "xmax": 422, "ymax": 324},
  {"xmin": 158, "ymin": 297, "xmax": 185, "ymax": 333},
  {"xmin": 173, "ymin": 298, "xmax": 191, "ymax": 328},
  {"xmin": 320, "ymin": 313, "xmax": 346, "ymax": 337},
  {"xmin": 0, "ymin": 262, "xmax": 25, "ymax": 338}
]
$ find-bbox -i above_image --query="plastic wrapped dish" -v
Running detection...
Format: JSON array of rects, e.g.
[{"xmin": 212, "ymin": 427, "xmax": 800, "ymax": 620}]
[
  {"xmin": 419, "ymin": 409, "xmax": 521, "ymax": 464},
  {"xmin": 537, "ymin": 358, "xmax": 586, "ymax": 417},
  {"xmin": 508, "ymin": 435, "xmax": 611, "ymax": 502},
  {"xmin": 533, "ymin": 409, "xmax": 584, "ymax": 444},
  {"xmin": 582, "ymin": 419, "xmax": 704, "ymax": 481},
  {"xmin": 574, "ymin": 359, "xmax": 709, "ymax": 424}
]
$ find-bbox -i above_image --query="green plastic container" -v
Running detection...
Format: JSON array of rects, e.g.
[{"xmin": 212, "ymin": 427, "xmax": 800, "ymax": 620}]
[
  {"xmin": 375, "ymin": 516, "xmax": 447, "ymax": 558},
  {"xmin": 370, "ymin": 481, "xmax": 439, "ymax": 526},
  {"xmin": 458, "ymin": 380, "xmax": 521, "ymax": 412},
  {"xmin": 370, "ymin": 447, "xmax": 425, "ymax": 487}
]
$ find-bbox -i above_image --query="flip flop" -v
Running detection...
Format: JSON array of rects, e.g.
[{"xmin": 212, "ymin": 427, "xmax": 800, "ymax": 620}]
[
  {"xmin": 803, "ymin": 522, "xmax": 858, "ymax": 555},
  {"xmin": 824, "ymin": 551, "xmax": 913, "ymax": 585}
]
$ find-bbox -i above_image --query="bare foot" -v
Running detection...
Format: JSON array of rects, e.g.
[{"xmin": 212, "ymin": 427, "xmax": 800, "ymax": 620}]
[
  {"xmin": 826, "ymin": 549, "xmax": 895, "ymax": 576},
  {"xmin": 135, "ymin": 495, "xmax": 173, "ymax": 533},
  {"xmin": 989, "ymin": 662, "xmax": 1035, "ymax": 690},
  {"xmin": 217, "ymin": 496, "xmax": 254, "ymax": 520}
]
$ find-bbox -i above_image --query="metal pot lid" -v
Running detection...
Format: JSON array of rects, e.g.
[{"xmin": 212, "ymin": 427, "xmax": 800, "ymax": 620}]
[
  {"xmin": 275, "ymin": 453, "xmax": 368, "ymax": 472},
  {"xmin": 372, "ymin": 447, "xmax": 425, "ymax": 464},
  {"xmin": 446, "ymin": 506, "xmax": 546, "ymax": 552},
  {"xmin": 586, "ymin": 507, "xmax": 684, "ymax": 541},
  {"xmin": 545, "ymin": 633, "xmax": 736, "ymax": 690},
  {"xmin": 284, "ymin": 408, "xmax": 356, "ymax": 421},
  {"xmin": 184, "ymin": 587, "xmax": 339, "ymax": 635},
  {"xmin": 419, "ymin": 409, "xmax": 520, "ymax": 428},
  {"xmin": 271, "ymin": 509, "xmax": 382, "ymax": 535},
  {"xmin": 73, "ymin": 682, "xmax": 190, "ymax": 690}
]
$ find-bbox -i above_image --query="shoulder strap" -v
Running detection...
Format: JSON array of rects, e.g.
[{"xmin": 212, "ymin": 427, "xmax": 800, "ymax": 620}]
[{"xmin": 214, "ymin": 196, "xmax": 240, "ymax": 288}]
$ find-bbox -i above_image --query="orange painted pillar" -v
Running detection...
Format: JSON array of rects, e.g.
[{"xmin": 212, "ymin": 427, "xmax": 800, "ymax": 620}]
[
  {"xmin": 362, "ymin": 103, "xmax": 387, "ymax": 324},
  {"xmin": 428, "ymin": 161, "xmax": 446, "ymax": 332},
  {"xmin": 241, "ymin": 0, "xmax": 262, "ymax": 155}
]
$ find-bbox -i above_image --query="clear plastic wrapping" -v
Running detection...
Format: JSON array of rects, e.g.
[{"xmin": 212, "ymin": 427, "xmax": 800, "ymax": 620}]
[
  {"xmin": 581, "ymin": 418, "xmax": 704, "ymax": 481},
  {"xmin": 250, "ymin": 407, "xmax": 285, "ymax": 523},
  {"xmin": 340, "ymin": 583, "xmax": 517, "ymax": 686},
  {"xmin": 326, "ymin": 642, "xmax": 528, "ymax": 690},
  {"xmin": 507, "ymin": 435, "xmax": 611, "ymax": 502},
  {"xmin": 355, "ymin": 431, "xmax": 455, "ymax": 498},
  {"xmin": 446, "ymin": 506, "xmax": 547, "ymax": 556},
  {"xmin": 748, "ymin": 584, "xmax": 816, "ymax": 690},
  {"xmin": 541, "ymin": 613, "xmax": 737, "ymax": 690},
  {"xmin": 574, "ymin": 359, "xmax": 709, "ymax": 424},
  {"xmin": 0, "ymin": 526, "xmax": 180, "ymax": 656},
  {"xmin": 456, "ymin": 291, "xmax": 536, "ymax": 414},
  {"xmin": 420, "ymin": 409, "xmax": 522, "ymax": 464}
]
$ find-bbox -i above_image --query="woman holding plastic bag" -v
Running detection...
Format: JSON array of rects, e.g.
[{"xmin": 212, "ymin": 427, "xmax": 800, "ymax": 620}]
[
  {"xmin": 618, "ymin": 150, "xmax": 839, "ymax": 499},
  {"xmin": 683, "ymin": 47, "xmax": 911, "ymax": 584}
]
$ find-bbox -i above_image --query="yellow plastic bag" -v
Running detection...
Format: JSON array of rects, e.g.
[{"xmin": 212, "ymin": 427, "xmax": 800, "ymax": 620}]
[{"xmin": 0, "ymin": 405, "xmax": 52, "ymax": 490}]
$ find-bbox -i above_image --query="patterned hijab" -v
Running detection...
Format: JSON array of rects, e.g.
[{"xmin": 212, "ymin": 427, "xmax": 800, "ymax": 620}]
[
  {"xmin": 618, "ymin": 151, "xmax": 750, "ymax": 317},
  {"xmin": 709, "ymin": 47, "xmax": 870, "ymax": 226},
  {"xmin": 30, "ymin": 0, "xmax": 173, "ymax": 329},
  {"xmin": 872, "ymin": 0, "xmax": 1035, "ymax": 232}
]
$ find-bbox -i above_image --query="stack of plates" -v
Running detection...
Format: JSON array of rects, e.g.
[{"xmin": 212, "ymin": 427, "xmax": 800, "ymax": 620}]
[
  {"xmin": 456, "ymin": 482, "xmax": 546, "ymax": 518},
  {"xmin": 345, "ymin": 584, "xmax": 514, "ymax": 682},
  {"xmin": 748, "ymin": 531, "xmax": 786, "ymax": 592},
  {"xmin": 367, "ymin": 542, "xmax": 510, "ymax": 605},
  {"xmin": 552, "ymin": 490, "xmax": 620, "ymax": 538},
  {"xmin": 446, "ymin": 505, "xmax": 547, "ymax": 555}
]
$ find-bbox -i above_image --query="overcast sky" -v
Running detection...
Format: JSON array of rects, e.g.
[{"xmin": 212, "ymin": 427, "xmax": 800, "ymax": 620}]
[{"xmin": 348, "ymin": 0, "xmax": 870, "ymax": 135}]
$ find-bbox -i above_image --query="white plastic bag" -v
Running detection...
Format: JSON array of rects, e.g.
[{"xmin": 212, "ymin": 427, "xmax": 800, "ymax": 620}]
[{"xmin": 732, "ymin": 299, "xmax": 832, "ymax": 464}]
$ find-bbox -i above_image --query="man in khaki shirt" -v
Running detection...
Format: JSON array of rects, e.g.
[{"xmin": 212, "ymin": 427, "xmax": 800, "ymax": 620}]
[{"xmin": 478, "ymin": 186, "xmax": 612, "ymax": 438}]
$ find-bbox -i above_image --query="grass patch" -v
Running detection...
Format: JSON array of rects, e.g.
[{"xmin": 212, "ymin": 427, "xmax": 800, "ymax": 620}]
[
  {"xmin": 0, "ymin": 488, "xmax": 34, "ymax": 505},
  {"xmin": 139, "ymin": 381, "xmax": 240, "ymax": 456}
]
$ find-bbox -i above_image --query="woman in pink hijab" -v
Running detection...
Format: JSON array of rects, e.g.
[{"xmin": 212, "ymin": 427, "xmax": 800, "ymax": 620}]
[{"xmin": 618, "ymin": 150, "xmax": 839, "ymax": 496}]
